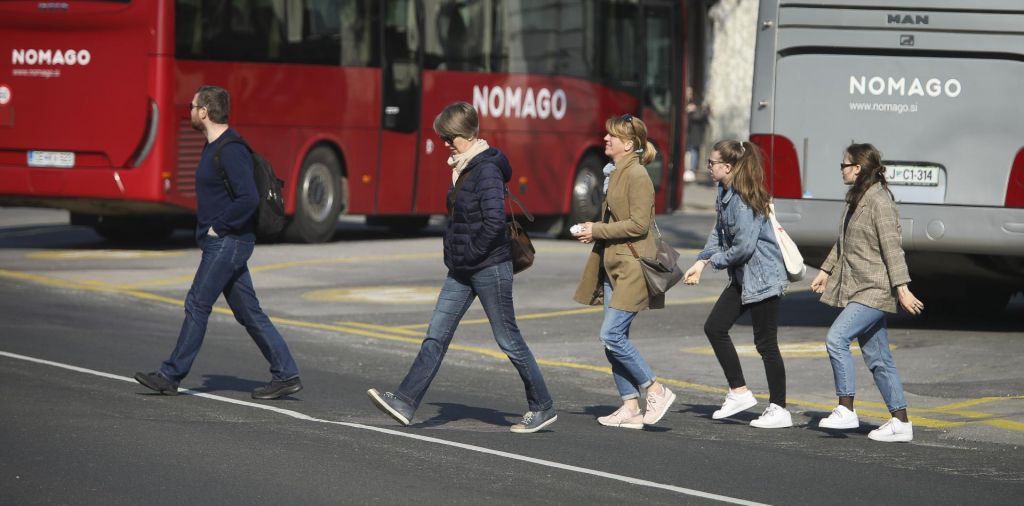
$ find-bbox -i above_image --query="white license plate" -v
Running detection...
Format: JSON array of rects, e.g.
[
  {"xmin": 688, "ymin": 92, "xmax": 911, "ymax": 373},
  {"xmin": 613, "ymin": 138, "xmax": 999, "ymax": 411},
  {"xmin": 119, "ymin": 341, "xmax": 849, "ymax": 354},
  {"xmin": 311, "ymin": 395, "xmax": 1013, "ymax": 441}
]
[
  {"xmin": 27, "ymin": 150, "xmax": 75, "ymax": 168},
  {"xmin": 885, "ymin": 165, "xmax": 939, "ymax": 186}
]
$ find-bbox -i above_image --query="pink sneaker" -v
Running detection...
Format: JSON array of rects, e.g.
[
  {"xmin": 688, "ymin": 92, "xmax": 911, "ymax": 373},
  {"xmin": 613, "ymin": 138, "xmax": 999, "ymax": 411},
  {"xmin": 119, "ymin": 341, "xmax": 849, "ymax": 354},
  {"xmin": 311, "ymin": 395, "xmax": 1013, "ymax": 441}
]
[
  {"xmin": 597, "ymin": 406, "xmax": 643, "ymax": 429},
  {"xmin": 643, "ymin": 386, "xmax": 677, "ymax": 425}
]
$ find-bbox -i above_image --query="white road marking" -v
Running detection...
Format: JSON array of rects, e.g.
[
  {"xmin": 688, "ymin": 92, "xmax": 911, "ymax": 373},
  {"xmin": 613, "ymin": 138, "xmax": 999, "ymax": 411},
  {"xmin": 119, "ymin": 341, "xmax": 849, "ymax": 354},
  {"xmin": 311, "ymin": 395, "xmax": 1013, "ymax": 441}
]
[{"xmin": 0, "ymin": 350, "xmax": 769, "ymax": 506}]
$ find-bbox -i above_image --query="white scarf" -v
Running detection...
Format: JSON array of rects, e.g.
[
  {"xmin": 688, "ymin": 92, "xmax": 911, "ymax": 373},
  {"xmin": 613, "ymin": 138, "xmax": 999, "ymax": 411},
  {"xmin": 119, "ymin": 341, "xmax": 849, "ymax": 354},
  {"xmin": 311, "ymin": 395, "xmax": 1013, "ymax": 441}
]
[
  {"xmin": 602, "ymin": 162, "xmax": 615, "ymax": 194},
  {"xmin": 449, "ymin": 139, "xmax": 491, "ymax": 184}
]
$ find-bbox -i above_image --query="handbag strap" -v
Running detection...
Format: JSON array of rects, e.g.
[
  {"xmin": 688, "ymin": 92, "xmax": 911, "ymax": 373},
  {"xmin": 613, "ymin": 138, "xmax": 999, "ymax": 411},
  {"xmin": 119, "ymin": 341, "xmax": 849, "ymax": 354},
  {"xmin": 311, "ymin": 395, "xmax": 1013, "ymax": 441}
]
[
  {"xmin": 505, "ymin": 186, "xmax": 534, "ymax": 223},
  {"xmin": 605, "ymin": 204, "xmax": 656, "ymax": 260}
]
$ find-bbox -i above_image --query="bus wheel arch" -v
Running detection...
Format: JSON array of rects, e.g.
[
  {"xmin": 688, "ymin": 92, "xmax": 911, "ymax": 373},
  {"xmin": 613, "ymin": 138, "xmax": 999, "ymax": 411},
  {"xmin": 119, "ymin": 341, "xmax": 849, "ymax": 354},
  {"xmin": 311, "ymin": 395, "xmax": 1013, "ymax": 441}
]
[
  {"xmin": 283, "ymin": 143, "xmax": 346, "ymax": 243},
  {"xmin": 568, "ymin": 149, "xmax": 608, "ymax": 233}
]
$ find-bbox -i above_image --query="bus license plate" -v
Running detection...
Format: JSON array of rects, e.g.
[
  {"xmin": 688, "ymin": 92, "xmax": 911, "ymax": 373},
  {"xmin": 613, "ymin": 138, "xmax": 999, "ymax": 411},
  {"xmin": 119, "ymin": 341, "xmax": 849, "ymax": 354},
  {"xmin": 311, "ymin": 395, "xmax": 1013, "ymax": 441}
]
[
  {"xmin": 27, "ymin": 150, "xmax": 75, "ymax": 168},
  {"xmin": 885, "ymin": 165, "xmax": 939, "ymax": 186}
]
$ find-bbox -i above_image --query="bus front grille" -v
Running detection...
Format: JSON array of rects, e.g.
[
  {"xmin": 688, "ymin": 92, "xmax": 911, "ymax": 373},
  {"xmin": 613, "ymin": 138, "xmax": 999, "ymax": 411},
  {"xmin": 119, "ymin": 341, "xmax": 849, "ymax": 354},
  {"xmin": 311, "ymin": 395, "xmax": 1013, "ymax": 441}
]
[{"xmin": 176, "ymin": 121, "xmax": 204, "ymax": 197}]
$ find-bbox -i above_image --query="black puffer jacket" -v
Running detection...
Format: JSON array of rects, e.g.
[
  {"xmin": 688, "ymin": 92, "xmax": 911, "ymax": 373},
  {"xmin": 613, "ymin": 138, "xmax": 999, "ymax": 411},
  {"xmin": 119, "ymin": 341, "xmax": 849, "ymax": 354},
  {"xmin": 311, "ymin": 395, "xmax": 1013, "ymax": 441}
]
[{"xmin": 444, "ymin": 147, "xmax": 512, "ymax": 276}]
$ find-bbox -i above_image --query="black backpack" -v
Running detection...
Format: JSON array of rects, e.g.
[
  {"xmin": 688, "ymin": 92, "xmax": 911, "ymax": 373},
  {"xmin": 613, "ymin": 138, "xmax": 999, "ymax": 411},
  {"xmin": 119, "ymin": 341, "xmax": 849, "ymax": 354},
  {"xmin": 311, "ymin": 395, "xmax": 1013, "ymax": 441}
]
[{"xmin": 213, "ymin": 136, "xmax": 287, "ymax": 241}]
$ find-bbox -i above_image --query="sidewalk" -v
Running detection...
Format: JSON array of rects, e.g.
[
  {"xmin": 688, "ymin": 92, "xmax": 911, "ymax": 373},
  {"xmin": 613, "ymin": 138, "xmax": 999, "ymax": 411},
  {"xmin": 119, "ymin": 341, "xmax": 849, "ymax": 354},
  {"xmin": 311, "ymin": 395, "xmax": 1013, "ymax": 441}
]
[{"xmin": 680, "ymin": 177, "xmax": 718, "ymax": 215}]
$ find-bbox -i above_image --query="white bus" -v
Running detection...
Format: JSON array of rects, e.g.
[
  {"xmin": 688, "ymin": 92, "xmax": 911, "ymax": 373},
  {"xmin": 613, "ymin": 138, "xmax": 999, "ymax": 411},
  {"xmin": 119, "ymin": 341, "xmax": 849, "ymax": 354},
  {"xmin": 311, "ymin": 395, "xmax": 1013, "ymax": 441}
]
[{"xmin": 750, "ymin": 0, "xmax": 1024, "ymax": 311}]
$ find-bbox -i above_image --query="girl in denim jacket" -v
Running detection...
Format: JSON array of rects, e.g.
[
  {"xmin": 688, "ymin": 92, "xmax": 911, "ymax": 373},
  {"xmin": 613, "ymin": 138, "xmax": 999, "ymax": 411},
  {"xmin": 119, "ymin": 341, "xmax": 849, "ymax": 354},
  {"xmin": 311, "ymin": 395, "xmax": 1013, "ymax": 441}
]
[{"xmin": 684, "ymin": 140, "xmax": 792, "ymax": 428}]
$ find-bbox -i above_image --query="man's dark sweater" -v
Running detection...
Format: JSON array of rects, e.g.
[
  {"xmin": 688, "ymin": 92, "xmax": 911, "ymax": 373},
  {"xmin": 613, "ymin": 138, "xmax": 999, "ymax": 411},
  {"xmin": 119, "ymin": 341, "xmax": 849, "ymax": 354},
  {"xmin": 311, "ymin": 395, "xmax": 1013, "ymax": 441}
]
[{"xmin": 194, "ymin": 128, "xmax": 257, "ymax": 242}]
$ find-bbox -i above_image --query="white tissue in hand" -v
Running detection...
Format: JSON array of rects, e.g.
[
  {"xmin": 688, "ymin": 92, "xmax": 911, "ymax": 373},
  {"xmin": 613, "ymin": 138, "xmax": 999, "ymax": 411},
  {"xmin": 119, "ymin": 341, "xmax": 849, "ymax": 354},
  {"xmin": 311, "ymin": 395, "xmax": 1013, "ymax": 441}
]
[{"xmin": 570, "ymin": 224, "xmax": 582, "ymax": 236}]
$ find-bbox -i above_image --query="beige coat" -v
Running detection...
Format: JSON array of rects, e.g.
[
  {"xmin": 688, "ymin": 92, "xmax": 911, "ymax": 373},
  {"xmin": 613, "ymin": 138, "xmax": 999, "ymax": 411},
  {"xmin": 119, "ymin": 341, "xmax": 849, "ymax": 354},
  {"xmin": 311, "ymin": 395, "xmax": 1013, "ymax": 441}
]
[
  {"xmin": 573, "ymin": 153, "xmax": 664, "ymax": 311},
  {"xmin": 820, "ymin": 183, "xmax": 911, "ymax": 313}
]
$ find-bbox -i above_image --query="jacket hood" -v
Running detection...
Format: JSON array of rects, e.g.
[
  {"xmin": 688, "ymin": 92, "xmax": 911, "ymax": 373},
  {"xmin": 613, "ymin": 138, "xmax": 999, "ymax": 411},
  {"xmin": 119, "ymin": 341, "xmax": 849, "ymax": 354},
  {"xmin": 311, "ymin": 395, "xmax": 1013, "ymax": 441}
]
[{"xmin": 467, "ymin": 147, "xmax": 512, "ymax": 182}]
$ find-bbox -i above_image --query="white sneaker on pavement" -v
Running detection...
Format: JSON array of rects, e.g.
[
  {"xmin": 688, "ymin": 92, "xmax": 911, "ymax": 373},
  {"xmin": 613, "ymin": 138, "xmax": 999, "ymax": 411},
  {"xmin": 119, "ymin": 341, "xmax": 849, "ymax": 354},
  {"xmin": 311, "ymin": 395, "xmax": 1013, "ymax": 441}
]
[
  {"xmin": 818, "ymin": 405, "xmax": 860, "ymax": 430},
  {"xmin": 712, "ymin": 390, "xmax": 758, "ymax": 420},
  {"xmin": 868, "ymin": 418, "xmax": 913, "ymax": 442},
  {"xmin": 750, "ymin": 403, "xmax": 793, "ymax": 428}
]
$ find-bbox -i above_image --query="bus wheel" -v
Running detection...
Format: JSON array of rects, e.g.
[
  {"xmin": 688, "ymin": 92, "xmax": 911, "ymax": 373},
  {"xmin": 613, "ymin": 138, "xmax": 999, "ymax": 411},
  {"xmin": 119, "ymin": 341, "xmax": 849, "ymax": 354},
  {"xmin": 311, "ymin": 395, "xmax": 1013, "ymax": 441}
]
[
  {"xmin": 284, "ymin": 147, "xmax": 345, "ymax": 243},
  {"xmin": 568, "ymin": 154, "xmax": 606, "ymax": 232}
]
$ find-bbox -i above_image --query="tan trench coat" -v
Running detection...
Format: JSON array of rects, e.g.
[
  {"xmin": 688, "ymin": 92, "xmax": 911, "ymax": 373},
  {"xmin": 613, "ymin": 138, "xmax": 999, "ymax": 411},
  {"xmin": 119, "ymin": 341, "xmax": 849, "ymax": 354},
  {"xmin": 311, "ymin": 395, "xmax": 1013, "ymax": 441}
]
[{"xmin": 573, "ymin": 153, "xmax": 664, "ymax": 311}]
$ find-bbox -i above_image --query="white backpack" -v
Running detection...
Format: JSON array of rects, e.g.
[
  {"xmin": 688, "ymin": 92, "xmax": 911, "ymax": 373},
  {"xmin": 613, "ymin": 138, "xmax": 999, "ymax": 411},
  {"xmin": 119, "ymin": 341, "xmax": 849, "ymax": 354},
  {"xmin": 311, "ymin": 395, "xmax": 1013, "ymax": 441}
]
[{"xmin": 768, "ymin": 202, "xmax": 806, "ymax": 282}]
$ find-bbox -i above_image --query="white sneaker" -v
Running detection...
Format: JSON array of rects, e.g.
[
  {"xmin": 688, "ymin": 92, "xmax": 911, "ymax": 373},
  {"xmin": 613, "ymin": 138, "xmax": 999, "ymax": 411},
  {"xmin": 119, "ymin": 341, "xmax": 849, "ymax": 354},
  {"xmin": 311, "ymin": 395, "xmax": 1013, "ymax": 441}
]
[
  {"xmin": 818, "ymin": 405, "xmax": 859, "ymax": 429},
  {"xmin": 750, "ymin": 403, "xmax": 793, "ymax": 428},
  {"xmin": 712, "ymin": 390, "xmax": 758, "ymax": 419},
  {"xmin": 868, "ymin": 418, "xmax": 914, "ymax": 443}
]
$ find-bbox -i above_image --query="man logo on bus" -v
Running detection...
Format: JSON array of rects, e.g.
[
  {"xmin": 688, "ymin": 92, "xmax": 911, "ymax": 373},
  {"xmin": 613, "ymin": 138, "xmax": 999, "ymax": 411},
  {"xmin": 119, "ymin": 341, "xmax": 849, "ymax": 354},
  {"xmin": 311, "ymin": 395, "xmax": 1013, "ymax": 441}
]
[
  {"xmin": 888, "ymin": 14, "xmax": 929, "ymax": 25},
  {"xmin": 11, "ymin": 49, "xmax": 91, "ymax": 66},
  {"xmin": 850, "ymin": 76, "xmax": 961, "ymax": 98},
  {"xmin": 472, "ymin": 85, "xmax": 567, "ymax": 120}
]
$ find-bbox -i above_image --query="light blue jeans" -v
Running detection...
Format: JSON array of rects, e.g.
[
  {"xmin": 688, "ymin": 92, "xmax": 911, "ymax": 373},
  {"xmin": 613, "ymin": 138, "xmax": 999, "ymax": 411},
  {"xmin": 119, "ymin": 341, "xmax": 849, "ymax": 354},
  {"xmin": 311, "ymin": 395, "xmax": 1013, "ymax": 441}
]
[
  {"xmin": 825, "ymin": 302, "xmax": 907, "ymax": 412},
  {"xmin": 601, "ymin": 282, "xmax": 656, "ymax": 400}
]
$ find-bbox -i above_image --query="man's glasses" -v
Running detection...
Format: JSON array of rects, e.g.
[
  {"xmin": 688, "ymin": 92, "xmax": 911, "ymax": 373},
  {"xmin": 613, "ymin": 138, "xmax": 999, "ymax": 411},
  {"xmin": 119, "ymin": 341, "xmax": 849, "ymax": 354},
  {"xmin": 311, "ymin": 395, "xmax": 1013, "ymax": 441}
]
[
  {"xmin": 839, "ymin": 162, "xmax": 858, "ymax": 171},
  {"xmin": 189, "ymin": 103, "xmax": 204, "ymax": 111}
]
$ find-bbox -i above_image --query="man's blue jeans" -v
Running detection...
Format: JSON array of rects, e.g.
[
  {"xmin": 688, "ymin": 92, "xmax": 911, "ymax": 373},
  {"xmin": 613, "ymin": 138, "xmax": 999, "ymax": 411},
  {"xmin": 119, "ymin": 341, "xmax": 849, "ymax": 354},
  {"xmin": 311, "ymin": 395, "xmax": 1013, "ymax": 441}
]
[
  {"xmin": 601, "ymin": 282, "xmax": 656, "ymax": 400},
  {"xmin": 395, "ymin": 261, "xmax": 553, "ymax": 412},
  {"xmin": 825, "ymin": 302, "xmax": 907, "ymax": 412},
  {"xmin": 159, "ymin": 235, "xmax": 299, "ymax": 383}
]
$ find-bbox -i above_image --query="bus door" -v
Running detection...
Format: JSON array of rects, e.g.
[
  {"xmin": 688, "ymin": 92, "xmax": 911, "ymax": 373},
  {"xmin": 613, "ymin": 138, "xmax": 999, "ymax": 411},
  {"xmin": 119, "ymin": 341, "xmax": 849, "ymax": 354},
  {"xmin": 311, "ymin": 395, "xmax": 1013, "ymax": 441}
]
[
  {"xmin": 376, "ymin": 0, "xmax": 422, "ymax": 214},
  {"xmin": 640, "ymin": 0, "xmax": 682, "ymax": 212}
]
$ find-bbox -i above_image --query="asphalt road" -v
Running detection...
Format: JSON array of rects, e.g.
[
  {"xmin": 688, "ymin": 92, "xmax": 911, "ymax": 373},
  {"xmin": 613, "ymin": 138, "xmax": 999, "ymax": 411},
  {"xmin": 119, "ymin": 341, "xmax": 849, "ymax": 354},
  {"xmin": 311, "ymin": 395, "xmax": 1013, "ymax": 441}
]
[{"xmin": 1, "ymin": 207, "xmax": 1022, "ymax": 505}]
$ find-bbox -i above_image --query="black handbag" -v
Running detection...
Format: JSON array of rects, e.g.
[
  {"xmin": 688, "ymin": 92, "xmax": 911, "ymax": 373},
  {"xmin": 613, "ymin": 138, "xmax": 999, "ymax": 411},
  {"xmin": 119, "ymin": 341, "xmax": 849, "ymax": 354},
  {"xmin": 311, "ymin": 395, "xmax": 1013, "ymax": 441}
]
[
  {"xmin": 505, "ymin": 187, "xmax": 535, "ymax": 274},
  {"xmin": 610, "ymin": 207, "xmax": 683, "ymax": 297}
]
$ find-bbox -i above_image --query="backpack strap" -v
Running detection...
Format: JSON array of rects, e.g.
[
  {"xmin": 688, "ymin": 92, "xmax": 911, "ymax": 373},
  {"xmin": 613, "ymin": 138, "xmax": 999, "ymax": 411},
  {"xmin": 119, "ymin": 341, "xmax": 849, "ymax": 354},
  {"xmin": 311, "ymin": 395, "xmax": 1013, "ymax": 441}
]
[{"xmin": 213, "ymin": 135, "xmax": 251, "ymax": 201}]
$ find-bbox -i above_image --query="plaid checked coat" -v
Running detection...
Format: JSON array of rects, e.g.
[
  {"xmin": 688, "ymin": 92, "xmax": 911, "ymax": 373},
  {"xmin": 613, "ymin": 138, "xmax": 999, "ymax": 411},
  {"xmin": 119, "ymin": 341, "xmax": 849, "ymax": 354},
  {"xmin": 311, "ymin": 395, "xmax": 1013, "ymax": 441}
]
[{"xmin": 820, "ymin": 183, "xmax": 911, "ymax": 313}]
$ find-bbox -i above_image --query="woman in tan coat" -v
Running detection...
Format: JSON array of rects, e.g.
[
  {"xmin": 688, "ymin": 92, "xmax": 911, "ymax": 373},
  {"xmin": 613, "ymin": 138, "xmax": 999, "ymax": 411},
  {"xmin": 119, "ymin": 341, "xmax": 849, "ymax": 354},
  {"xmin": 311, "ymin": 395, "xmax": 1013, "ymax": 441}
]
[{"xmin": 573, "ymin": 114, "xmax": 675, "ymax": 429}]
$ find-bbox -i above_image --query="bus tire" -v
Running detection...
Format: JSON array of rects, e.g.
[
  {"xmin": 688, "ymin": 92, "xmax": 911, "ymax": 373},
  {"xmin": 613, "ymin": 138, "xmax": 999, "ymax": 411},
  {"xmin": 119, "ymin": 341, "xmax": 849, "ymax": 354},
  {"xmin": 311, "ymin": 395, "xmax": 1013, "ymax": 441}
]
[
  {"xmin": 284, "ymin": 146, "xmax": 345, "ymax": 243},
  {"xmin": 568, "ymin": 154, "xmax": 606, "ymax": 233}
]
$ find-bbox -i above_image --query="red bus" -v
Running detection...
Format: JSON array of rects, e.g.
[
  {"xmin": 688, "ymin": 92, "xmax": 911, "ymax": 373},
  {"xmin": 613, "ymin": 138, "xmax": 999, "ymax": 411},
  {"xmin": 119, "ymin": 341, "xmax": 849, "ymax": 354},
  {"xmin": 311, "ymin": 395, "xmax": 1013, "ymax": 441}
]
[{"xmin": 0, "ymin": 0, "xmax": 687, "ymax": 243}]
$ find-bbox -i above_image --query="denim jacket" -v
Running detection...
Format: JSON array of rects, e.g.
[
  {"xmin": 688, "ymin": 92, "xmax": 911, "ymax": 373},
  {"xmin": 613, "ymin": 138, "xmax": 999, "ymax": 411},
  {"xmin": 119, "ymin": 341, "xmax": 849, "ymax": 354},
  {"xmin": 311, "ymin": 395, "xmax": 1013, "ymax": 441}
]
[{"xmin": 697, "ymin": 184, "xmax": 787, "ymax": 304}]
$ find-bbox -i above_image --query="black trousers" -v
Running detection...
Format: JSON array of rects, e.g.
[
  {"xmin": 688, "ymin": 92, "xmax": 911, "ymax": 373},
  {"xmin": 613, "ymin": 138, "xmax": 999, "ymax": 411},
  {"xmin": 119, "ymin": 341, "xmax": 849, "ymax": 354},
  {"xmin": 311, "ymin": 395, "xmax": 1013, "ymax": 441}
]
[{"xmin": 703, "ymin": 282, "xmax": 786, "ymax": 407}]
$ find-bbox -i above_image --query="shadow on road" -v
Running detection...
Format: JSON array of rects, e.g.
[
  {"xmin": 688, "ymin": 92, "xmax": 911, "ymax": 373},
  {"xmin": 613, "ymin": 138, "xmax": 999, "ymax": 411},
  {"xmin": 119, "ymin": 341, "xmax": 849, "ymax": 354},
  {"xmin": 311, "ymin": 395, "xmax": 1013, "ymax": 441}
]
[
  {"xmin": 415, "ymin": 402, "xmax": 518, "ymax": 428},
  {"xmin": 772, "ymin": 291, "xmax": 1024, "ymax": 333}
]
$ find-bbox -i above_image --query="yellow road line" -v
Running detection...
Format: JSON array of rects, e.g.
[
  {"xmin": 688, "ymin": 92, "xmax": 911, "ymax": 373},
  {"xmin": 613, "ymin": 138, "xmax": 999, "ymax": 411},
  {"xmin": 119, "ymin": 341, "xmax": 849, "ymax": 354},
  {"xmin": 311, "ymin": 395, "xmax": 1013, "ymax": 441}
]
[
  {"xmin": 397, "ymin": 295, "xmax": 722, "ymax": 330},
  {"xmin": 1, "ymin": 268, "xmax": 1020, "ymax": 432},
  {"xmin": 337, "ymin": 321, "xmax": 424, "ymax": 337},
  {"xmin": 930, "ymin": 396, "xmax": 1024, "ymax": 412}
]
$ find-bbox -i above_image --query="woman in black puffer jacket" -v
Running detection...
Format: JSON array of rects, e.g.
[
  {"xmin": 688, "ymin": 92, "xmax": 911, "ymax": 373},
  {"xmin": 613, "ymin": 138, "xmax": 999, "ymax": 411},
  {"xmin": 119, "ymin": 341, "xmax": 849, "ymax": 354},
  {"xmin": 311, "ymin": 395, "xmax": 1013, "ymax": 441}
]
[{"xmin": 368, "ymin": 102, "xmax": 556, "ymax": 434}]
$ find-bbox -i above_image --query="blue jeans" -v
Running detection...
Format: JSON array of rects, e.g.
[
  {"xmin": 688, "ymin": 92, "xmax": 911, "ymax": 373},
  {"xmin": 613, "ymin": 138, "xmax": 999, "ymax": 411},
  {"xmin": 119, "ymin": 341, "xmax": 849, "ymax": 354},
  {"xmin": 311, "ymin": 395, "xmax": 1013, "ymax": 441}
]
[
  {"xmin": 160, "ymin": 235, "xmax": 299, "ymax": 383},
  {"xmin": 601, "ymin": 282, "xmax": 656, "ymax": 400},
  {"xmin": 825, "ymin": 303, "xmax": 907, "ymax": 412},
  {"xmin": 395, "ymin": 261, "xmax": 553, "ymax": 412}
]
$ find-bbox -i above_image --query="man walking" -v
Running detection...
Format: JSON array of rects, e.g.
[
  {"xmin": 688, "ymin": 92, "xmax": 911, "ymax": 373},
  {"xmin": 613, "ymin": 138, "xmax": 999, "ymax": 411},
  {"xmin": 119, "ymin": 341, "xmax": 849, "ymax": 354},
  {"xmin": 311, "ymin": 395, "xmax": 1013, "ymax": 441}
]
[{"xmin": 134, "ymin": 85, "xmax": 302, "ymax": 400}]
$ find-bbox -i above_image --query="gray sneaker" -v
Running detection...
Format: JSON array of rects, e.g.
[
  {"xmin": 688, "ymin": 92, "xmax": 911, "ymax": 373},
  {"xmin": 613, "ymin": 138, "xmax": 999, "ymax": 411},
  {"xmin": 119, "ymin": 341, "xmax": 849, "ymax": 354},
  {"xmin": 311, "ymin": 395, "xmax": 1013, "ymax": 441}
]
[
  {"xmin": 510, "ymin": 407, "xmax": 558, "ymax": 434},
  {"xmin": 367, "ymin": 388, "xmax": 414, "ymax": 426}
]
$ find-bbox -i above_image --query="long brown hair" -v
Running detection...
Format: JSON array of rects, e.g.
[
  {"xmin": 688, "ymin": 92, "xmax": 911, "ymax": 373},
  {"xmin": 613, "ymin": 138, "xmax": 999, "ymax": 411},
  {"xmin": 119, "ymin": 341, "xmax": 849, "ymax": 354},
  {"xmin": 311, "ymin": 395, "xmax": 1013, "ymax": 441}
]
[
  {"xmin": 606, "ymin": 114, "xmax": 658, "ymax": 165},
  {"xmin": 845, "ymin": 143, "xmax": 893, "ymax": 208},
  {"xmin": 713, "ymin": 139, "xmax": 771, "ymax": 216}
]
